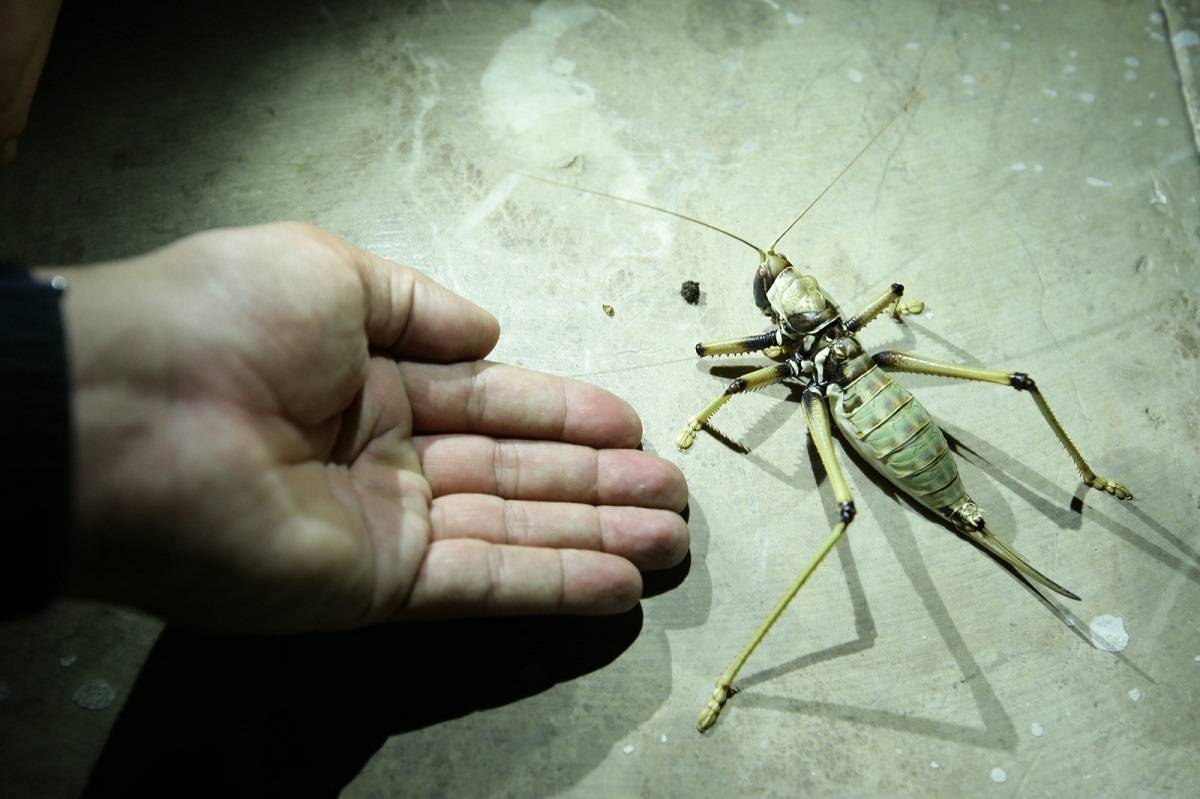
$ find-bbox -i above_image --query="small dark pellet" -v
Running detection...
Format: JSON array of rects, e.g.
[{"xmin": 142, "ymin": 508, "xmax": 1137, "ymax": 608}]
[{"xmin": 681, "ymin": 280, "xmax": 700, "ymax": 304}]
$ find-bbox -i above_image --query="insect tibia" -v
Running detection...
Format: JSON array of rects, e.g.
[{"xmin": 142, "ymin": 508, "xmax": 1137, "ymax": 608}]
[
  {"xmin": 1019, "ymin": 379, "xmax": 1134, "ymax": 500},
  {"xmin": 677, "ymin": 362, "xmax": 797, "ymax": 450}
]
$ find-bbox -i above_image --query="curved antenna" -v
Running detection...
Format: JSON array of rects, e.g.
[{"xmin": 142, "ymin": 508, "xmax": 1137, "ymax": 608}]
[
  {"xmin": 769, "ymin": 33, "xmax": 967, "ymax": 252},
  {"xmin": 515, "ymin": 172, "xmax": 766, "ymax": 259}
]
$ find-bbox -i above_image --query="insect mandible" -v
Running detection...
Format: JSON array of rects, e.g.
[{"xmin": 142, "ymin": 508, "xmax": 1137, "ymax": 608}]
[{"xmin": 528, "ymin": 36, "xmax": 1132, "ymax": 733}]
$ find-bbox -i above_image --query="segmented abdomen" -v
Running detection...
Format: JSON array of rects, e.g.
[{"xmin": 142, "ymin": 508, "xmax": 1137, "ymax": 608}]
[{"xmin": 831, "ymin": 360, "xmax": 968, "ymax": 518}]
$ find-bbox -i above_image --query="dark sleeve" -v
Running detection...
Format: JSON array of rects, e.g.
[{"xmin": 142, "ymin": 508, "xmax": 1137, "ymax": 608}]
[{"xmin": 0, "ymin": 262, "xmax": 72, "ymax": 619}]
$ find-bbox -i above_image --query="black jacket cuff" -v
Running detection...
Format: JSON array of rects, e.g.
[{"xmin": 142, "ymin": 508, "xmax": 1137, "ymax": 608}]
[{"xmin": 0, "ymin": 262, "xmax": 72, "ymax": 618}]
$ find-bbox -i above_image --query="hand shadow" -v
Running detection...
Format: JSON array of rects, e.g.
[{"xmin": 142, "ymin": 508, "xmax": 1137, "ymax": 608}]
[{"xmin": 83, "ymin": 609, "xmax": 645, "ymax": 798}]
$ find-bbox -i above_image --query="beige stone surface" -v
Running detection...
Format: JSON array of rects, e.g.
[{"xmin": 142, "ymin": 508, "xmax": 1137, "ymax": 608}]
[{"xmin": 2, "ymin": 1, "xmax": 1197, "ymax": 796}]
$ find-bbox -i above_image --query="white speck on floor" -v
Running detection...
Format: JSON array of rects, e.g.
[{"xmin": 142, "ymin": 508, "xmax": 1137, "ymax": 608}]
[
  {"xmin": 931, "ymin": 761, "xmax": 940, "ymax": 769},
  {"xmin": 1086, "ymin": 177, "xmax": 1115, "ymax": 189},
  {"xmin": 1031, "ymin": 722, "xmax": 1044, "ymax": 737},
  {"xmin": 623, "ymin": 745, "xmax": 635, "ymax": 755},
  {"xmin": 59, "ymin": 655, "xmax": 77, "ymax": 668},
  {"xmin": 72, "ymin": 679, "xmax": 116, "ymax": 711},
  {"xmin": 991, "ymin": 767, "xmax": 1008, "ymax": 783},
  {"xmin": 847, "ymin": 68, "xmax": 864, "ymax": 84},
  {"xmin": 1173, "ymin": 29, "xmax": 1200, "ymax": 49},
  {"xmin": 1090, "ymin": 614, "xmax": 1129, "ymax": 651},
  {"xmin": 1129, "ymin": 688, "xmax": 1142, "ymax": 702}
]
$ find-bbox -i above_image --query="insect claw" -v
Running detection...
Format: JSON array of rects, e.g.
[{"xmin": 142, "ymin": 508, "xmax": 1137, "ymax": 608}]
[
  {"xmin": 697, "ymin": 684, "xmax": 729, "ymax": 733},
  {"xmin": 1093, "ymin": 478, "xmax": 1133, "ymax": 500},
  {"xmin": 886, "ymin": 298, "xmax": 925, "ymax": 318},
  {"xmin": 677, "ymin": 424, "xmax": 700, "ymax": 450}
]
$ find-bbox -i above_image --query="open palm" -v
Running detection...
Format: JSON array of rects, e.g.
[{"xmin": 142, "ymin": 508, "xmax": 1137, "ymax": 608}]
[{"xmin": 60, "ymin": 223, "xmax": 688, "ymax": 632}]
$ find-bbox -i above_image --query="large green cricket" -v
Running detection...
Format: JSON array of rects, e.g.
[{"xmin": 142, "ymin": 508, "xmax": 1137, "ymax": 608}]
[
  {"xmin": 528, "ymin": 37, "xmax": 1132, "ymax": 733},
  {"xmin": 678, "ymin": 229, "xmax": 1131, "ymax": 732},
  {"xmin": 675, "ymin": 40, "xmax": 1131, "ymax": 732}
]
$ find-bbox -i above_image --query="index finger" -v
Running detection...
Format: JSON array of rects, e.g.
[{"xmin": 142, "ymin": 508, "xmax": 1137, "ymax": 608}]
[
  {"xmin": 401, "ymin": 361, "xmax": 645, "ymax": 449},
  {"xmin": 343, "ymin": 239, "xmax": 500, "ymax": 362}
]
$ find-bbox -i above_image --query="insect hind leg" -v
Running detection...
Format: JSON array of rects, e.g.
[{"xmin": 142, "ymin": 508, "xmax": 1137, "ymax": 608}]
[
  {"xmin": 844, "ymin": 283, "xmax": 925, "ymax": 335},
  {"xmin": 698, "ymin": 384, "xmax": 855, "ymax": 732},
  {"xmin": 872, "ymin": 350, "xmax": 1132, "ymax": 500}
]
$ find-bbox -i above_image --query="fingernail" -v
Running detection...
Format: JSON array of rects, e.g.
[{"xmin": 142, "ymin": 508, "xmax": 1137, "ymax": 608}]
[{"xmin": 0, "ymin": 139, "xmax": 16, "ymax": 167}]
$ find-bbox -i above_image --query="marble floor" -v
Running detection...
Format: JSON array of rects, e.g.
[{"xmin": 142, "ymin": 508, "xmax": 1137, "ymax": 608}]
[{"xmin": 2, "ymin": 1, "xmax": 1198, "ymax": 796}]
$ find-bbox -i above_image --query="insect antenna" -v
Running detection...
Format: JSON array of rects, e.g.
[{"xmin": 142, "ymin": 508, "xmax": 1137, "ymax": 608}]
[
  {"xmin": 515, "ymin": 172, "xmax": 766, "ymax": 260},
  {"xmin": 769, "ymin": 33, "xmax": 968, "ymax": 252},
  {"xmin": 517, "ymin": 35, "xmax": 964, "ymax": 262}
]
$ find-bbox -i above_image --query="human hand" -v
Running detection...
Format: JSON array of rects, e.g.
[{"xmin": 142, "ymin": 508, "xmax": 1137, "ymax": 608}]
[
  {"xmin": 47, "ymin": 222, "xmax": 688, "ymax": 632},
  {"xmin": 0, "ymin": 0, "xmax": 62, "ymax": 166}
]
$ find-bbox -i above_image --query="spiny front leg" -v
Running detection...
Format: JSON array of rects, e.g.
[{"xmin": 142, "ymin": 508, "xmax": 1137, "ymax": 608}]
[
  {"xmin": 872, "ymin": 350, "xmax": 1132, "ymax": 500},
  {"xmin": 678, "ymin": 361, "xmax": 796, "ymax": 449},
  {"xmin": 845, "ymin": 283, "xmax": 924, "ymax": 334},
  {"xmin": 695, "ymin": 329, "xmax": 785, "ymax": 358},
  {"xmin": 698, "ymin": 386, "xmax": 856, "ymax": 732}
]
